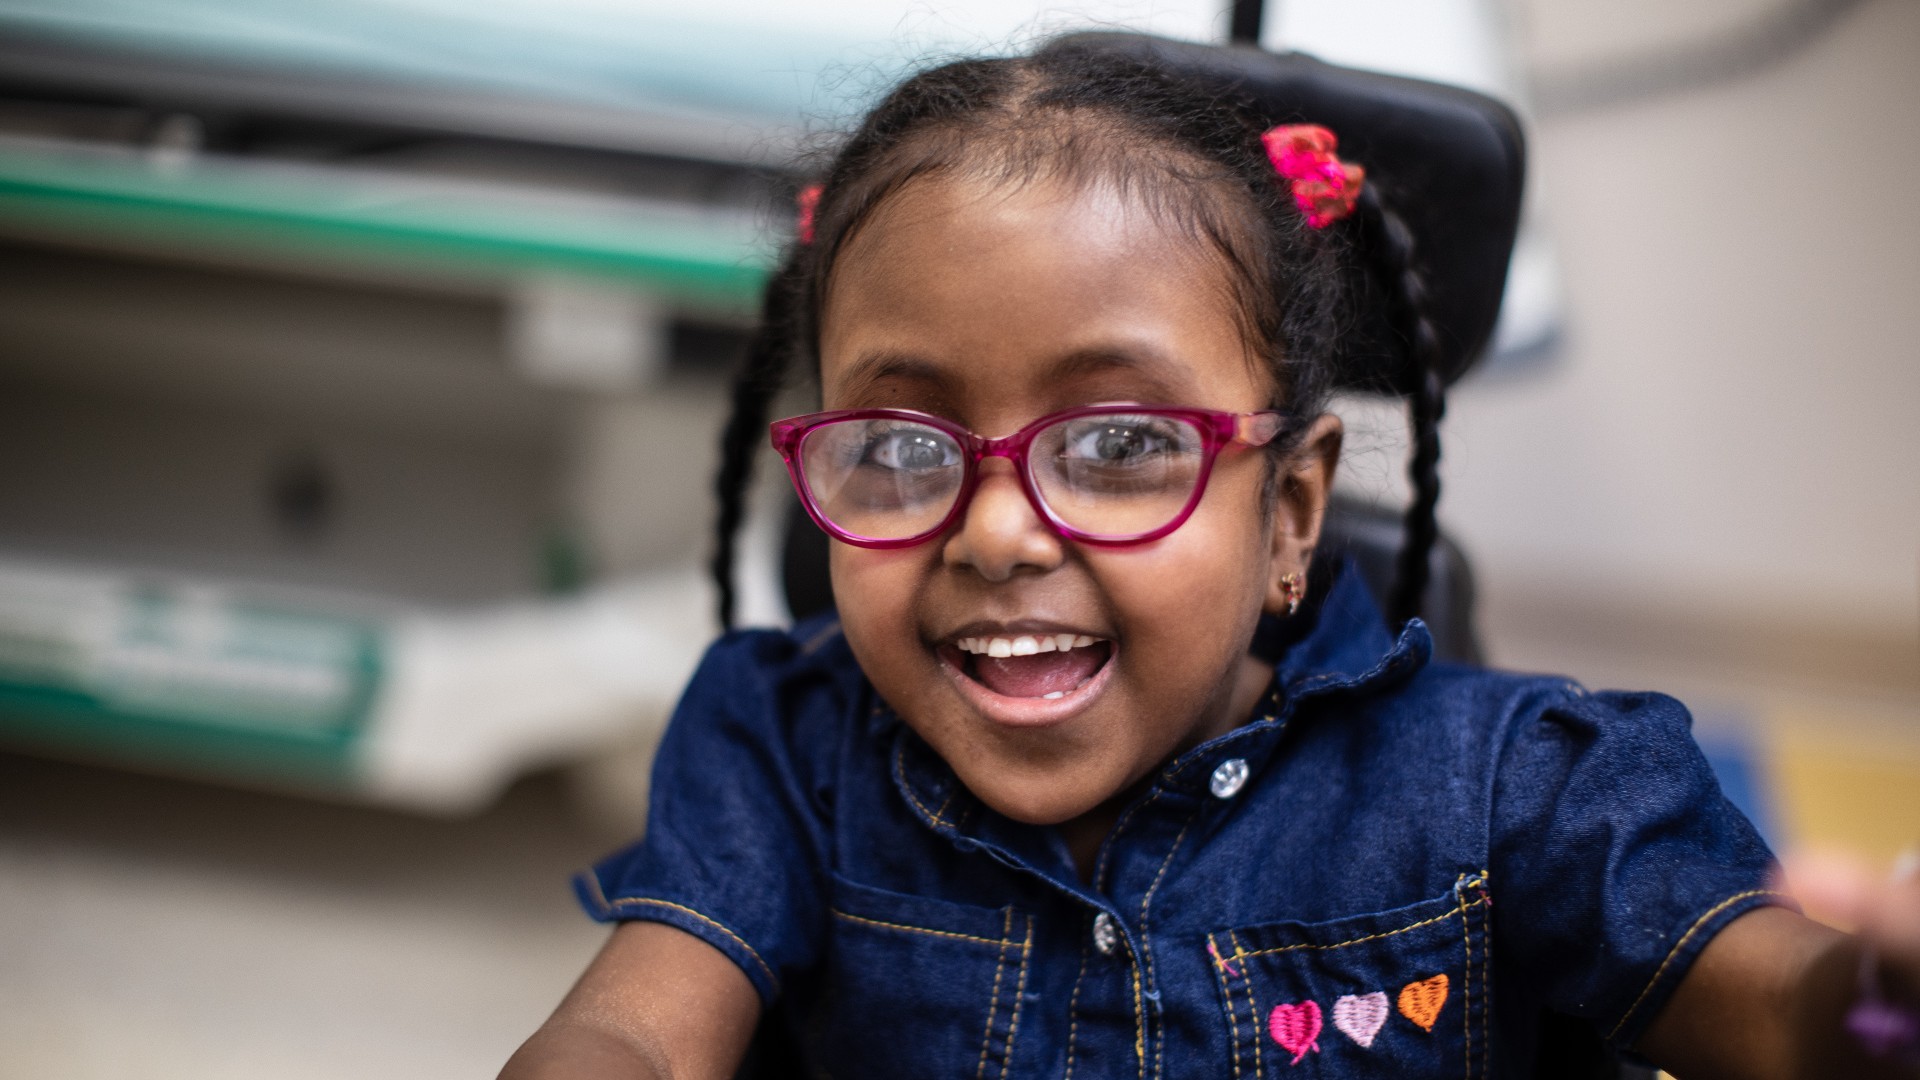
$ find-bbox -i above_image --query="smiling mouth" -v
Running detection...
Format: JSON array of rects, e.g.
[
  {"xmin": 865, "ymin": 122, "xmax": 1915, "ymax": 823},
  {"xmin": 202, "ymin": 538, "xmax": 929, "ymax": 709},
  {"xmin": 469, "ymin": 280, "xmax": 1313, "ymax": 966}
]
[{"xmin": 942, "ymin": 633, "xmax": 1114, "ymax": 699}]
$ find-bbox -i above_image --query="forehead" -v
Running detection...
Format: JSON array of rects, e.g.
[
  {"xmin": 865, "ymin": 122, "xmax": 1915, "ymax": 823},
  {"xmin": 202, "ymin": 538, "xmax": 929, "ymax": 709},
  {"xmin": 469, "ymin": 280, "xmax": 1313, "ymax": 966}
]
[{"xmin": 818, "ymin": 174, "xmax": 1266, "ymax": 426}]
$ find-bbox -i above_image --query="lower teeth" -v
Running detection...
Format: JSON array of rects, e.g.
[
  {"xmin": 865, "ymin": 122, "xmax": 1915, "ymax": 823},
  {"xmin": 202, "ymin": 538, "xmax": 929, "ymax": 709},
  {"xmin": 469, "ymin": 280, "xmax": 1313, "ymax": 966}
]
[{"xmin": 1042, "ymin": 691, "xmax": 1065, "ymax": 699}]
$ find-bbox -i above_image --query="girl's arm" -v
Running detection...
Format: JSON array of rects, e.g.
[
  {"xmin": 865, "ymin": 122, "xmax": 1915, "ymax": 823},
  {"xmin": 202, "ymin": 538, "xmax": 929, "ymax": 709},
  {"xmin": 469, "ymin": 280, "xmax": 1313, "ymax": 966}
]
[
  {"xmin": 1637, "ymin": 870, "xmax": 1920, "ymax": 1079},
  {"xmin": 500, "ymin": 921, "xmax": 761, "ymax": 1080}
]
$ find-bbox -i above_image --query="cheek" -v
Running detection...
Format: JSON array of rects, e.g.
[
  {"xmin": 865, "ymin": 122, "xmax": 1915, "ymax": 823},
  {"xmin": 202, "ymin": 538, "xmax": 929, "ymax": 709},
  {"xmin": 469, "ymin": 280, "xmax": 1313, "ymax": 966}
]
[
  {"xmin": 1099, "ymin": 493, "xmax": 1271, "ymax": 652},
  {"xmin": 828, "ymin": 547, "xmax": 927, "ymax": 649},
  {"xmin": 1158, "ymin": 477, "xmax": 1273, "ymax": 591}
]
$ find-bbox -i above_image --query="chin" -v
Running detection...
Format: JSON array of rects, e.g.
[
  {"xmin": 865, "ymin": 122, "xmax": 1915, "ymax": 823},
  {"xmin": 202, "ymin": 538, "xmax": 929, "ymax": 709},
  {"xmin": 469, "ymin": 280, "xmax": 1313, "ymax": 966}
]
[{"xmin": 959, "ymin": 762, "xmax": 1110, "ymax": 827}]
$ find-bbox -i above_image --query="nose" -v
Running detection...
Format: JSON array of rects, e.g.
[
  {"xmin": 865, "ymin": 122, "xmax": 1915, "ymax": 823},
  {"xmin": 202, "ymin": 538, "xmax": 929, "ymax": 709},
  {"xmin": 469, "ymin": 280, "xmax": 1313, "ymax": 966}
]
[{"xmin": 941, "ymin": 459, "xmax": 1064, "ymax": 582}]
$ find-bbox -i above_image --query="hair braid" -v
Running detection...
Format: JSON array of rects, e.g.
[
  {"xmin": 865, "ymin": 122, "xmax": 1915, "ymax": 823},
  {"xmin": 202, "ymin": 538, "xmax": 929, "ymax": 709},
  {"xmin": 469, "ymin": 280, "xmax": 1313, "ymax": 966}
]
[
  {"xmin": 711, "ymin": 252, "xmax": 808, "ymax": 629},
  {"xmin": 1357, "ymin": 188, "xmax": 1448, "ymax": 627}
]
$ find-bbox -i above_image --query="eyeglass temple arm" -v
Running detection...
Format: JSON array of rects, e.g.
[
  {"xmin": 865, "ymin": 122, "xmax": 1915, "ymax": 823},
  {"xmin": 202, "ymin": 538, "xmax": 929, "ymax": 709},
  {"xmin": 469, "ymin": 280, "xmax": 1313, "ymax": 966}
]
[{"xmin": 1235, "ymin": 411, "xmax": 1285, "ymax": 446}]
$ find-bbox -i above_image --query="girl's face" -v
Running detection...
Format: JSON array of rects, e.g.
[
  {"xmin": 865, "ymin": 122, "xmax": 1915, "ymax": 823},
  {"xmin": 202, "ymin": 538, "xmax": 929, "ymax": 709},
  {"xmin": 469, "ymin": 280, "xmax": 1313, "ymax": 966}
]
[{"xmin": 819, "ymin": 173, "xmax": 1339, "ymax": 830}]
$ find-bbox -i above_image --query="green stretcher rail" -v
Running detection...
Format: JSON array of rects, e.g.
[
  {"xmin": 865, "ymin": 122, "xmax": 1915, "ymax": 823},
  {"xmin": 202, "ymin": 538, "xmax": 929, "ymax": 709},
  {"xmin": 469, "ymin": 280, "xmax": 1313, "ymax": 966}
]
[{"xmin": 0, "ymin": 141, "xmax": 777, "ymax": 311}]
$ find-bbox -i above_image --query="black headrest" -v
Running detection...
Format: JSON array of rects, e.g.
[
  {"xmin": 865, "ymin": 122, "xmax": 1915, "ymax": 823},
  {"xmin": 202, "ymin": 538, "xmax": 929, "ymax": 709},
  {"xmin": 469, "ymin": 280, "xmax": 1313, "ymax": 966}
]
[{"xmin": 1056, "ymin": 32, "xmax": 1527, "ymax": 394}]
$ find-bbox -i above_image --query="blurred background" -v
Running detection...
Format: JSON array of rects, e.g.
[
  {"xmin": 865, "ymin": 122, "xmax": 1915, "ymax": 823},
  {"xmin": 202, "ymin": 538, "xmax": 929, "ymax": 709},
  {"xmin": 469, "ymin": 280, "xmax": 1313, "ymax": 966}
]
[{"xmin": 0, "ymin": 0, "xmax": 1913, "ymax": 1075}]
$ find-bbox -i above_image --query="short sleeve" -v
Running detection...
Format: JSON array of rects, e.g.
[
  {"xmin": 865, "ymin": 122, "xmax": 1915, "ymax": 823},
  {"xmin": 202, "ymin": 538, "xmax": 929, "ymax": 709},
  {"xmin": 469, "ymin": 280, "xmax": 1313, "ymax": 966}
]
[
  {"xmin": 1489, "ymin": 687, "xmax": 1790, "ymax": 1052},
  {"xmin": 575, "ymin": 627, "xmax": 842, "ymax": 1005}
]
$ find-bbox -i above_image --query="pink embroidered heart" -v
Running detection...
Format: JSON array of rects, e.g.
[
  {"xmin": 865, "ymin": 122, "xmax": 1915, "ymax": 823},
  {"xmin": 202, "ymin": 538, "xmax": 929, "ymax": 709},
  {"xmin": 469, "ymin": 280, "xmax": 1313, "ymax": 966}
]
[
  {"xmin": 1268, "ymin": 1000, "xmax": 1322, "ymax": 1065},
  {"xmin": 1332, "ymin": 992, "xmax": 1390, "ymax": 1048}
]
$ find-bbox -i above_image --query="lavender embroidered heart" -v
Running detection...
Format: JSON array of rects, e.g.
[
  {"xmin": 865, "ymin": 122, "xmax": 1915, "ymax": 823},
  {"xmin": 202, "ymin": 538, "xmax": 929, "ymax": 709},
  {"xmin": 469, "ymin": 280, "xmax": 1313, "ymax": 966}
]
[
  {"xmin": 1268, "ymin": 1000, "xmax": 1323, "ymax": 1065},
  {"xmin": 1332, "ymin": 992, "xmax": 1390, "ymax": 1048}
]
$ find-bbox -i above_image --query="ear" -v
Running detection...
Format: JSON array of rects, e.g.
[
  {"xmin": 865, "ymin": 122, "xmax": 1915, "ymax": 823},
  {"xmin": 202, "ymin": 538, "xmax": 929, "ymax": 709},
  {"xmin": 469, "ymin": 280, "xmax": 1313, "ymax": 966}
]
[{"xmin": 1263, "ymin": 412, "xmax": 1343, "ymax": 616}]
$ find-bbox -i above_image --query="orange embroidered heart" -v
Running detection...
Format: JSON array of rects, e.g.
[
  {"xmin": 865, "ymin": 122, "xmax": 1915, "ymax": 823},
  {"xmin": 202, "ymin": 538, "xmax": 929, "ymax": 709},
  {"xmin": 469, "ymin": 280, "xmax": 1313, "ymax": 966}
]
[{"xmin": 1397, "ymin": 974, "xmax": 1450, "ymax": 1031}]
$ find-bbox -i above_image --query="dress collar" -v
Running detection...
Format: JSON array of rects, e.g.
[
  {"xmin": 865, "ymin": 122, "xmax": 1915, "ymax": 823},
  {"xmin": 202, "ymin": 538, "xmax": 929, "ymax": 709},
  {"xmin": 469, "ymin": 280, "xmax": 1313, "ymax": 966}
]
[{"xmin": 1155, "ymin": 557, "xmax": 1431, "ymax": 796}]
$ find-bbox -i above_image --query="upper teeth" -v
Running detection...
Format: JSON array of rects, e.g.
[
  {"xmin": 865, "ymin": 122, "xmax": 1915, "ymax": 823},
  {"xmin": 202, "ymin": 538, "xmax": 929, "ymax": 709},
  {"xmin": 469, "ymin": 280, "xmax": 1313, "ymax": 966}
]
[{"xmin": 956, "ymin": 633, "xmax": 1099, "ymax": 657}]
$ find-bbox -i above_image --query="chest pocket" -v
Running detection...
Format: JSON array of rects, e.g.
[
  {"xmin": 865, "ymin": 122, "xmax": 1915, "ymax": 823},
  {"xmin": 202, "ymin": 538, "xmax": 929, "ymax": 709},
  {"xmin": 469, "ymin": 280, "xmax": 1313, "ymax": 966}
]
[
  {"xmin": 1207, "ymin": 873, "xmax": 1491, "ymax": 1079},
  {"xmin": 811, "ymin": 874, "xmax": 1035, "ymax": 1080}
]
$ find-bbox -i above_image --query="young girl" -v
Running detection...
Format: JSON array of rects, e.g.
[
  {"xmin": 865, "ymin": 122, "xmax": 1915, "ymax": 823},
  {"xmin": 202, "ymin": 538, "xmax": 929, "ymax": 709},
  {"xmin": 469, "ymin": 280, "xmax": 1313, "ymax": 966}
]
[{"xmin": 504, "ymin": 37, "xmax": 1920, "ymax": 1080}]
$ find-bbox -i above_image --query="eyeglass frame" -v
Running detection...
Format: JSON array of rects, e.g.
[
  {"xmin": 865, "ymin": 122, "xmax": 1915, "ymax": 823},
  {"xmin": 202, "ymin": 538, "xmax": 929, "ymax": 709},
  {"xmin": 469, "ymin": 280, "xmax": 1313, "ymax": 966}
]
[{"xmin": 769, "ymin": 403, "xmax": 1286, "ymax": 550}]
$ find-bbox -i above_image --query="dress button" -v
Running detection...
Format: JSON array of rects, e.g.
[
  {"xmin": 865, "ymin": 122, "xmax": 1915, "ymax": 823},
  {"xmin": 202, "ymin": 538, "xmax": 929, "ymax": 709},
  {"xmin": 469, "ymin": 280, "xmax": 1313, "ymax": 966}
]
[
  {"xmin": 1210, "ymin": 757, "xmax": 1249, "ymax": 799},
  {"xmin": 1092, "ymin": 912, "xmax": 1119, "ymax": 956}
]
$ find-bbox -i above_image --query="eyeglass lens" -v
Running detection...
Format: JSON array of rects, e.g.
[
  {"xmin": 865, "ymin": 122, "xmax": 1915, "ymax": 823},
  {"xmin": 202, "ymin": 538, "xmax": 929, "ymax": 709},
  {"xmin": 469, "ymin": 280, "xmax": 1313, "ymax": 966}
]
[
  {"xmin": 800, "ymin": 419, "xmax": 966, "ymax": 540},
  {"xmin": 797, "ymin": 413, "xmax": 1208, "ymax": 541}
]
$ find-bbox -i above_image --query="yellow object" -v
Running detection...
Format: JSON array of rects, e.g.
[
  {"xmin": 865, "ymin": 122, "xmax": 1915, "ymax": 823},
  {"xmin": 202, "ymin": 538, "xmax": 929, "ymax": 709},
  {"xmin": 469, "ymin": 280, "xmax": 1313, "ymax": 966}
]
[{"xmin": 1764, "ymin": 705, "xmax": 1920, "ymax": 870}]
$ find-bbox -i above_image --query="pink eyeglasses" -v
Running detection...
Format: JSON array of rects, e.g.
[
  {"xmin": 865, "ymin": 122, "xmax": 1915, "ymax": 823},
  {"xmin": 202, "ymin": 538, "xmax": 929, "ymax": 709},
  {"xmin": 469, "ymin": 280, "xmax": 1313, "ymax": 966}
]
[{"xmin": 770, "ymin": 404, "xmax": 1284, "ymax": 549}]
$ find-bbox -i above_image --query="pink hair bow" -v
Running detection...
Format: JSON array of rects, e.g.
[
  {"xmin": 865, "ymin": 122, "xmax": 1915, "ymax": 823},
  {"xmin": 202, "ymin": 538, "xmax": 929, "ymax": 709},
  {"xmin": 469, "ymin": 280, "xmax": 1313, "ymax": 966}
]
[
  {"xmin": 795, "ymin": 183, "xmax": 823, "ymax": 244},
  {"xmin": 1262, "ymin": 124, "xmax": 1365, "ymax": 228}
]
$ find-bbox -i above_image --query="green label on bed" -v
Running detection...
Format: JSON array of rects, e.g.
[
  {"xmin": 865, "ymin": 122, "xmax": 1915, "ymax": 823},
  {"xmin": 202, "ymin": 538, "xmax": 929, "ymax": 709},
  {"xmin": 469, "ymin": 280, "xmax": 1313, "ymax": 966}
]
[{"xmin": 0, "ymin": 563, "xmax": 382, "ymax": 740}]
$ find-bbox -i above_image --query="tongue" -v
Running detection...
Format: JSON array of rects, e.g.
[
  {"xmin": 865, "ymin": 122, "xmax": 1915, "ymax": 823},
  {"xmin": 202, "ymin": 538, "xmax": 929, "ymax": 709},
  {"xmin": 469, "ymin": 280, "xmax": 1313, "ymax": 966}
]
[{"xmin": 972, "ymin": 644, "xmax": 1108, "ymax": 698}]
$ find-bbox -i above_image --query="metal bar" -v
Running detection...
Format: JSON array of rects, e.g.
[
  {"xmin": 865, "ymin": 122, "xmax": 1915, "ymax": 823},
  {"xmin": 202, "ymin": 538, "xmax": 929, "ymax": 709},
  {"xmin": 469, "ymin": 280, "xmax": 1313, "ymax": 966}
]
[
  {"xmin": 0, "ymin": 142, "xmax": 772, "ymax": 309},
  {"xmin": 1229, "ymin": 0, "xmax": 1264, "ymax": 44}
]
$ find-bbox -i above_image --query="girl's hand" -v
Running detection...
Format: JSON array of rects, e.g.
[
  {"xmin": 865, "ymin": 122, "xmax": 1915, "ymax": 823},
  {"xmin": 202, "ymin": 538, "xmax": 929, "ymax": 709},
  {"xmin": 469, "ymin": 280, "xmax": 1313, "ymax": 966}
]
[{"xmin": 1785, "ymin": 848, "xmax": 1920, "ymax": 1060}]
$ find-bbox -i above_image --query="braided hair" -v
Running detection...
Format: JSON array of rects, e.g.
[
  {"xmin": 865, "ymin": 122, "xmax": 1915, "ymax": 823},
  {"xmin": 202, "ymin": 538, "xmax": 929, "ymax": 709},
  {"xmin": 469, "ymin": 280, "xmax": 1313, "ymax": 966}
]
[
  {"xmin": 1351, "ymin": 188, "xmax": 1450, "ymax": 628},
  {"xmin": 711, "ymin": 39, "xmax": 1448, "ymax": 629},
  {"xmin": 709, "ymin": 255, "xmax": 807, "ymax": 631}
]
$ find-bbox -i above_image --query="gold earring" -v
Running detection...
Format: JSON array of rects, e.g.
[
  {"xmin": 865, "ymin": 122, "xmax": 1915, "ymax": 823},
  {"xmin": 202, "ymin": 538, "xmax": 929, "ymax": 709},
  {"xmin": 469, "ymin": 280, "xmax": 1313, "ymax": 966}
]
[{"xmin": 1281, "ymin": 572, "xmax": 1304, "ymax": 616}]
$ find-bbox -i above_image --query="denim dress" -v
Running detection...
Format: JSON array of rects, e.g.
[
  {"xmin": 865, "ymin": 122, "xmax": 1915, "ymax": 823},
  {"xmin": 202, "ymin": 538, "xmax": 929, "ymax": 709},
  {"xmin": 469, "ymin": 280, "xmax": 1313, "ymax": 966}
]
[{"xmin": 578, "ymin": 563, "xmax": 1781, "ymax": 1079}]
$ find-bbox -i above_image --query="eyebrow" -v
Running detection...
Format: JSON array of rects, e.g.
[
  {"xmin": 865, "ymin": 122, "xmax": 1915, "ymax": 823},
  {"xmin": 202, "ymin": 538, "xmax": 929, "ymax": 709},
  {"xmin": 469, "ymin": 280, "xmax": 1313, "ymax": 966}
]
[
  {"xmin": 1044, "ymin": 347, "xmax": 1192, "ymax": 402},
  {"xmin": 835, "ymin": 350, "xmax": 953, "ymax": 406},
  {"xmin": 836, "ymin": 344, "xmax": 1194, "ymax": 407}
]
